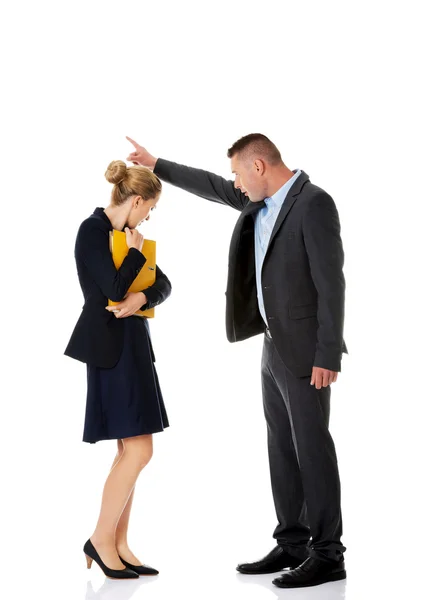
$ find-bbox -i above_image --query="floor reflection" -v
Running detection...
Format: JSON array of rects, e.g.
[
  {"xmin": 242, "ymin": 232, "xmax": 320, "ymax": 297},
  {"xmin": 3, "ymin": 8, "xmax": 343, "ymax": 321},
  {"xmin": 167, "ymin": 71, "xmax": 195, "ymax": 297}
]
[
  {"xmin": 235, "ymin": 572, "xmax": 347, "ymax": 599},
  {"xmin": 85, "ymin": 575, "xmax": 156, "ymax": 600}
]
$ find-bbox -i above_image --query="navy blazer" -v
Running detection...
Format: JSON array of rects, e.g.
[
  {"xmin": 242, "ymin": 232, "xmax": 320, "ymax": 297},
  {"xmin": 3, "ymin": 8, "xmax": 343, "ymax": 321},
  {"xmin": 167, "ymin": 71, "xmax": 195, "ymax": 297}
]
[
  {"xmin": 154, "ymin": 159, "xmax": 347, "ymax": 377},
  {"xmin": 64, "ymin": 207, "xmax": 171, "ymax": 368}
]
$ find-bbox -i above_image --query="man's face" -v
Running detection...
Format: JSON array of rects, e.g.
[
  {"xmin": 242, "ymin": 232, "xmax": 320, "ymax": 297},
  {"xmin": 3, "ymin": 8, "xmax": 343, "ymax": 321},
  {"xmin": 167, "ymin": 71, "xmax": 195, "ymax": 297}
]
[{"xmin": 231, "ymin": 155, "xmax": 265, "ymax": 203}]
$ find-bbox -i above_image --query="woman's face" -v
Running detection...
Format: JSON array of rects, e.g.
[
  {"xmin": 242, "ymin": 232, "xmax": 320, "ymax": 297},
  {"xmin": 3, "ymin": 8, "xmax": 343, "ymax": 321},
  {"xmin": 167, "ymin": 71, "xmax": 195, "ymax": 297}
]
[{"xmin": 127, "ymin": 194, "xmax": 160, "ymax": 229}]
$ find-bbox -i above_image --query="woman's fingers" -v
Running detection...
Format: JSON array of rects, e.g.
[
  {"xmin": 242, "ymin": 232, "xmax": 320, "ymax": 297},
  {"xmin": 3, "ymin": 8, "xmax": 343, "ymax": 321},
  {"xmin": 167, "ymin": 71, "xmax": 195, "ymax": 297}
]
[
  {"xmin": 117, "ymin": 310, "xmax": 136, "ymax": 319},
  {"xmin": 106, "ymin": 304, "xmax": 121, "ymax": 311}
]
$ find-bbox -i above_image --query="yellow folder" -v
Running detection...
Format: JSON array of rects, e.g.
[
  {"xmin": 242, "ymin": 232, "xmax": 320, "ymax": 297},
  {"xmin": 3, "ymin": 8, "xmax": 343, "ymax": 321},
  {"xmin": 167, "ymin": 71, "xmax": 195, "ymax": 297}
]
[{"xmin": 109, "ymin": 230, "xmax": 156, "ymax": 318}]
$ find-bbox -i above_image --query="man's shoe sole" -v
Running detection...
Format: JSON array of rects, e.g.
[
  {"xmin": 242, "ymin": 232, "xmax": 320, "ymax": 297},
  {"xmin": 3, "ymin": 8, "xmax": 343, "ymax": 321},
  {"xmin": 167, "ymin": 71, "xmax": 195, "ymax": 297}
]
[{"xmin": 236, "ymin": 564, "xmax": 301, "ymax": 575}]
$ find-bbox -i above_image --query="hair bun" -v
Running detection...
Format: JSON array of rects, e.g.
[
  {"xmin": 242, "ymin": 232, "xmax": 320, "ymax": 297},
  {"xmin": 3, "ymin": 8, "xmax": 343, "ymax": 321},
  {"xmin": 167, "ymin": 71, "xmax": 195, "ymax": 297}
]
[{"xmin": 105, "ymin": 160, "xmax": 127, "ymax": 185}]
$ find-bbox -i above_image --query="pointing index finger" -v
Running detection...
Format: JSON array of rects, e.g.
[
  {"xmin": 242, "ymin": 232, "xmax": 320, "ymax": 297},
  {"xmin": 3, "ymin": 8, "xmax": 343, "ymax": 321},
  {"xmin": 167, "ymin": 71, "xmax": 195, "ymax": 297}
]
[{"xmin": 126, "ymin": 136, "xmax": 141, "ymax": 149}]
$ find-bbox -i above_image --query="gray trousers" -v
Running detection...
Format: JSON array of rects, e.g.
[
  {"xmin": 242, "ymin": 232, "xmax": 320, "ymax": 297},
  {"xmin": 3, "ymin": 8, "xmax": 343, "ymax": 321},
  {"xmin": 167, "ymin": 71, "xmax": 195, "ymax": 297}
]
[{"xmin": 262, "ymin": 330, "xmax": 346, "ymax": 562}]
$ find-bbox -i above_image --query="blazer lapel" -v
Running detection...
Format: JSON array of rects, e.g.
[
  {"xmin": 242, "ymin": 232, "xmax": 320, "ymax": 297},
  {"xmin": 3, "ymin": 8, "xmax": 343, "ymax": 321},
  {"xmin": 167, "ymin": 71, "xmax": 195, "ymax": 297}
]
[
  {"xmin": 267, "ymin": 171, "xmax": 310, "ymax": 249},
  {"xmin": 242, "ymin": 199, "xmax": 266, "ymax": 217}
]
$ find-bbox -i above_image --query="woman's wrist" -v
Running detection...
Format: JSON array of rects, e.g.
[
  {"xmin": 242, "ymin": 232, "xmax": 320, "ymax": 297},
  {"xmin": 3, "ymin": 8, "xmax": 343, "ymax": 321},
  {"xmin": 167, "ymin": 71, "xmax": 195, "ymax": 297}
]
[{"xmin": 138, "ymin": 292, "xmax": 148, "ymax": 309}]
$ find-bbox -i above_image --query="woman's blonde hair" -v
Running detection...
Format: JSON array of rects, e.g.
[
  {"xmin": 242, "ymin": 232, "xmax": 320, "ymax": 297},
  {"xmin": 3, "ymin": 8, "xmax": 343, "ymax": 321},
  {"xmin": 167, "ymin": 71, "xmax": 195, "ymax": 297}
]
[{"xmin": 104, "ymin": 160, "xmax": 162, "ymax": 206}]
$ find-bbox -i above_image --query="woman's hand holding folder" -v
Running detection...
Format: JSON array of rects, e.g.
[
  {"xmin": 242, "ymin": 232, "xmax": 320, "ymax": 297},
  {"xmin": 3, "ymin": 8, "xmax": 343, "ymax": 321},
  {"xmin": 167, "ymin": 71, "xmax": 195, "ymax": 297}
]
[
  {"xmin": 105, "ymin": 291, "xmax": 148, "ymax": 319},
  {"xmin": 125, "ymin": 227, "xmax": 144, "ymax": 252}
]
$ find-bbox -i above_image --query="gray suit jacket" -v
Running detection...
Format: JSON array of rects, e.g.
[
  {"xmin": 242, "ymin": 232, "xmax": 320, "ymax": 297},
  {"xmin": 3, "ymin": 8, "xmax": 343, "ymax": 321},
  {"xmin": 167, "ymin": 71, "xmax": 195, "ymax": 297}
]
[{"xmin": 154, "ymin": 158, "xmax": 347, "ymax": 377}]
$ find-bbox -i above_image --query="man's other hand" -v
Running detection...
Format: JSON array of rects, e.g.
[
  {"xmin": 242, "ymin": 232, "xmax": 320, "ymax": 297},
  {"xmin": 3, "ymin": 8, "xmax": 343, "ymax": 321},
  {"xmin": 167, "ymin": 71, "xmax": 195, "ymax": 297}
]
[{"xmin": 310, "ymin": 367, "xmax": 338, "ymax": 389}]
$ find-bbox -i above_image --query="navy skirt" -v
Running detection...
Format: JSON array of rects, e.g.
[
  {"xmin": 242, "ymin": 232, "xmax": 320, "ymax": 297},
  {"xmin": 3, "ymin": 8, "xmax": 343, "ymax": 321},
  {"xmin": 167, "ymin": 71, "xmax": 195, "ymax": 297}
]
[{"xmin": 83, "ymin": 316, "xmax": 169, "ymax": 443}]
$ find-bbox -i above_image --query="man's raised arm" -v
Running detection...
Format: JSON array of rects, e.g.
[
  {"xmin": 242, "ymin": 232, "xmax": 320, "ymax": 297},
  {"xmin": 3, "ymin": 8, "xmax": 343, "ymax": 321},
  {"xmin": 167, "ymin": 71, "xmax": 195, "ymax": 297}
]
[{"xmin": 126, "ymin": 137, "xmax": 248, "ymax": 212}]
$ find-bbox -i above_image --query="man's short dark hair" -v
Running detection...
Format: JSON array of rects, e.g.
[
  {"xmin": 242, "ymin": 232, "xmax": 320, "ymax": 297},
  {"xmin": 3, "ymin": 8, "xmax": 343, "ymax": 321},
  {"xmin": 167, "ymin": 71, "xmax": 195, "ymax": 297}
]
[{"xmin": 227, "ymin": 133, "xmax": 283, "ymax": 165}]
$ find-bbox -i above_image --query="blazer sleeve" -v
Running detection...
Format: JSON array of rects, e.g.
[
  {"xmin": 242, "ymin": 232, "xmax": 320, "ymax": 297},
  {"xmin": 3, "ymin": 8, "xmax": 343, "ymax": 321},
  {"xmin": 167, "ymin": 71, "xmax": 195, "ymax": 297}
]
[
  {"xmin": 302, "ymin": 192, "xmax": 346, "ymax": 372},
  {"xmin": 76, "ymin": 222, "xmax": 147, "ymax": 302},
  {"xmin": 140, "ymin": 265, "xmax": 172, "ymax": 311},
  {"xmin": 153, "ymin": 158, "xmax": 249, "ymax": 212}
]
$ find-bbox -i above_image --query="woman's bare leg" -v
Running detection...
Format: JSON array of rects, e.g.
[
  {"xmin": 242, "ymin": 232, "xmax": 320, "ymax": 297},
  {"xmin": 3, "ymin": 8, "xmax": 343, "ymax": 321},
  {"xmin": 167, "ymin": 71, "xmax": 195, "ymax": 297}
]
[
  {"xmin": 89, "ymin": 434, "xmax": 153, "ymax": 569},
  {"xmin": 113, "ymin": 439, "xmax": 144, "ymax": 565},
  {"xmin": 104, "ymin": 439, "xmax": 144, "ymax": 565},
  {"xmin": 115, "ymin": 482, "xmax": 142, "ymax": 565}
]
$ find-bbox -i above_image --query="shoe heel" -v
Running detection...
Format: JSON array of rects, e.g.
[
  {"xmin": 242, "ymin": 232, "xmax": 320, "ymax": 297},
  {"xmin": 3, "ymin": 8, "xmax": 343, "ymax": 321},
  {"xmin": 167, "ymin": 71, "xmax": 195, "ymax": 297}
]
[{"xmin": 85, "ymin": 554, "xmax": 93, "ymax": 569}]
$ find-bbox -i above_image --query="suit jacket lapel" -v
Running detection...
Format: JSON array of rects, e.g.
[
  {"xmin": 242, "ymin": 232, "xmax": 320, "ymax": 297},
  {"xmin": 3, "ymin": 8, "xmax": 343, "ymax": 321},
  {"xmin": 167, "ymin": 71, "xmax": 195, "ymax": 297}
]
[
  {"xmin": 267, "ymin": 171, "xmax": 310, "ymax": 249},
  {"xmin": 242, "ymin": 199, "xmax": 266, "ymax": 217}
]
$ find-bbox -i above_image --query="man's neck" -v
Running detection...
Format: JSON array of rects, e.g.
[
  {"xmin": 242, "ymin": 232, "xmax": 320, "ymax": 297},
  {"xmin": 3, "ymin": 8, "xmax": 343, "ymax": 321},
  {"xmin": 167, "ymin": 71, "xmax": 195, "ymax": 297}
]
[{"xmin": 266, "ymin": 166, "xmax": 296, "ymax": 198}]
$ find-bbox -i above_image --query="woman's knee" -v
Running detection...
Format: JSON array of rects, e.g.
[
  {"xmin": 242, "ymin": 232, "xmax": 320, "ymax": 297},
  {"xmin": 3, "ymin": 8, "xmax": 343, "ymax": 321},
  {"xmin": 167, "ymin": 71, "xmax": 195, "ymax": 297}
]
[
  {"xmin": 117, "ymin": 438, "xmax": 124, "ymax": 456},
  {"xmin": 122, "ymin": 435, "xmax": 153, "ymax": 468}
]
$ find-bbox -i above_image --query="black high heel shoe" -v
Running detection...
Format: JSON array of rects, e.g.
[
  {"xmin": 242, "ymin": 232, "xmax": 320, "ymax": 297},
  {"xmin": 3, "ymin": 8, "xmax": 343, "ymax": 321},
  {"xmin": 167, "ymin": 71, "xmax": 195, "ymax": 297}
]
[
  {"xmin": 118, "ymin": 555, "xmax": 159, "ymax": 576},
  {"xmin": 83, "ymin": 539, "xmax": 139, "ymax": 579}
]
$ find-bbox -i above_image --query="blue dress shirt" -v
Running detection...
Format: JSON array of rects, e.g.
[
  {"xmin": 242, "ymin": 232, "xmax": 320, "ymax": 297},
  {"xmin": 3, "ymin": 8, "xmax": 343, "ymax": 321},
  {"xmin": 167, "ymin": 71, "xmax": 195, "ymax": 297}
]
[{"xmin": 254, "ymin": 169, "xmax": 302, "ymax": 326}]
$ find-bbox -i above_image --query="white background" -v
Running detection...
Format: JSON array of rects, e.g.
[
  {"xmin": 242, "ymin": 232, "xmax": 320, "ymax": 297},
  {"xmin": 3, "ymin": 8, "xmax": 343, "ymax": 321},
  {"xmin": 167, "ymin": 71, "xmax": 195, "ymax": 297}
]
[{"xmin": 1, "ymin": 1, "xmax": 421, "ymax": 599}]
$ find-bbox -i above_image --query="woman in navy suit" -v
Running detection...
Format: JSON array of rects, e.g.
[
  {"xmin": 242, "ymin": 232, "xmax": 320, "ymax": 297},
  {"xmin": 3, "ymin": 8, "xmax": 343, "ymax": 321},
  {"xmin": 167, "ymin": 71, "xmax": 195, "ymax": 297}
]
[{"xmin": 64, "ymin": 160, "xmax": 171, "ymax": 579}]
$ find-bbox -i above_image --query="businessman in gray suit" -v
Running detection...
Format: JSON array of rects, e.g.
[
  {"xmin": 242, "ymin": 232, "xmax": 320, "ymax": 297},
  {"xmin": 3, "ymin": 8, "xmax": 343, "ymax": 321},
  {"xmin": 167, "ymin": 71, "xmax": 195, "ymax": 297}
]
[{"xmin": 124, "ymin": 133, "xmax": 348, "ymax": 588}]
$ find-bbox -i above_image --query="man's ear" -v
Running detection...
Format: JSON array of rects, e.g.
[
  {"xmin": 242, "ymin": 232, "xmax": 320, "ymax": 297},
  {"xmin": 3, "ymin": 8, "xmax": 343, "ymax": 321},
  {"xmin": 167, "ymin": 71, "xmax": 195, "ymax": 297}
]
[{"xmin": 254, "ymin": 159, "xmax": 265, "ymax": 174}]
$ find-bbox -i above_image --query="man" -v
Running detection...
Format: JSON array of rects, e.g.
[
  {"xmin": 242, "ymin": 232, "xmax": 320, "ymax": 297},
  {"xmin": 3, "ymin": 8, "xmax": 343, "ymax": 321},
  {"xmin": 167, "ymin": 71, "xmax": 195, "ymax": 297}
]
[{"xmin": 125, "ymin": 133, "xmax": 348, "ymax": 588}]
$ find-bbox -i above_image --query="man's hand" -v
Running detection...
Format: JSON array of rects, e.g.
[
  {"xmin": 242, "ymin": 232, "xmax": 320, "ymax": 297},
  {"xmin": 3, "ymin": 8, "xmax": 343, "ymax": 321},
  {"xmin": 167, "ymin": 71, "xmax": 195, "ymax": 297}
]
[
  {"xmin": 310, "ymin": 367, "xmax": 338, "ymax": 389},
  {"xmin": 105, "ymin": 292, "xmax": 148, "ymax": 319},
  {"xmin": 126, "ymin": 136, "xmax": 157, "ymax": 170}
]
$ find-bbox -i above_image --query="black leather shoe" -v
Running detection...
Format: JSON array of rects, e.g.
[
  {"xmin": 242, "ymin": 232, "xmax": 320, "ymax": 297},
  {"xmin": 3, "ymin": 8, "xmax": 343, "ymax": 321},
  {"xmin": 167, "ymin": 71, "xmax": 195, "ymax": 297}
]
[
  {"xmin": 236, "ymin": 545, "xmax": 305, "ymax": 575},
  {"xmin": 83, "ymin": 539, "xmax": 139, "ymax": 579},
  {"xmin": 119, "ymin": 556, "xmax": 159, "ymax": 576},
  {"xmin": 272, "ymin": 557, "xmax": 346, "ymax": 588}
]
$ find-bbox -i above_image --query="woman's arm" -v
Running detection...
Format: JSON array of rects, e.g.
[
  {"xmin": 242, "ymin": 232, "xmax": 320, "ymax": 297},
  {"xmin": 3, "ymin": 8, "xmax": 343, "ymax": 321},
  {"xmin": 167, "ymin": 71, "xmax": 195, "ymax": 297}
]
[
  {"xmin": 140, "ymin": 265, "xmax": 172, "ymax": 312},
  {"xmin": 104, "ymin": 265, "xmax": 172, "ymax": 318},
  {"xmin": 76, "ymin": 221, "xmax": 146, "ymax": 302}
]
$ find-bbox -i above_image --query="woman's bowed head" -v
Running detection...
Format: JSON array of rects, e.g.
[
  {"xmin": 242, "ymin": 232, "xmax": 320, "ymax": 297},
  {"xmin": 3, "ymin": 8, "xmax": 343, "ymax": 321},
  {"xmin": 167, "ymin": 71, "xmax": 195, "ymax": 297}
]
[
  {"xmin": 104, "ymin": 158, "xmax": 161, "ymax": 231},
  {"xmin": 103, "ymin": 160, "xmax": 162, "ymax": 319}
]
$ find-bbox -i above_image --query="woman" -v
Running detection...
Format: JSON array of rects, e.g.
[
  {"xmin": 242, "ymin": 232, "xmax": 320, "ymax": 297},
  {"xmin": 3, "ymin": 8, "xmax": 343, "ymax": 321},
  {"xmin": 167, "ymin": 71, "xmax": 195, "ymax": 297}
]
[{"xmin": 64, "ymin": 160, "xmax": 171, "ymax": 579}]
